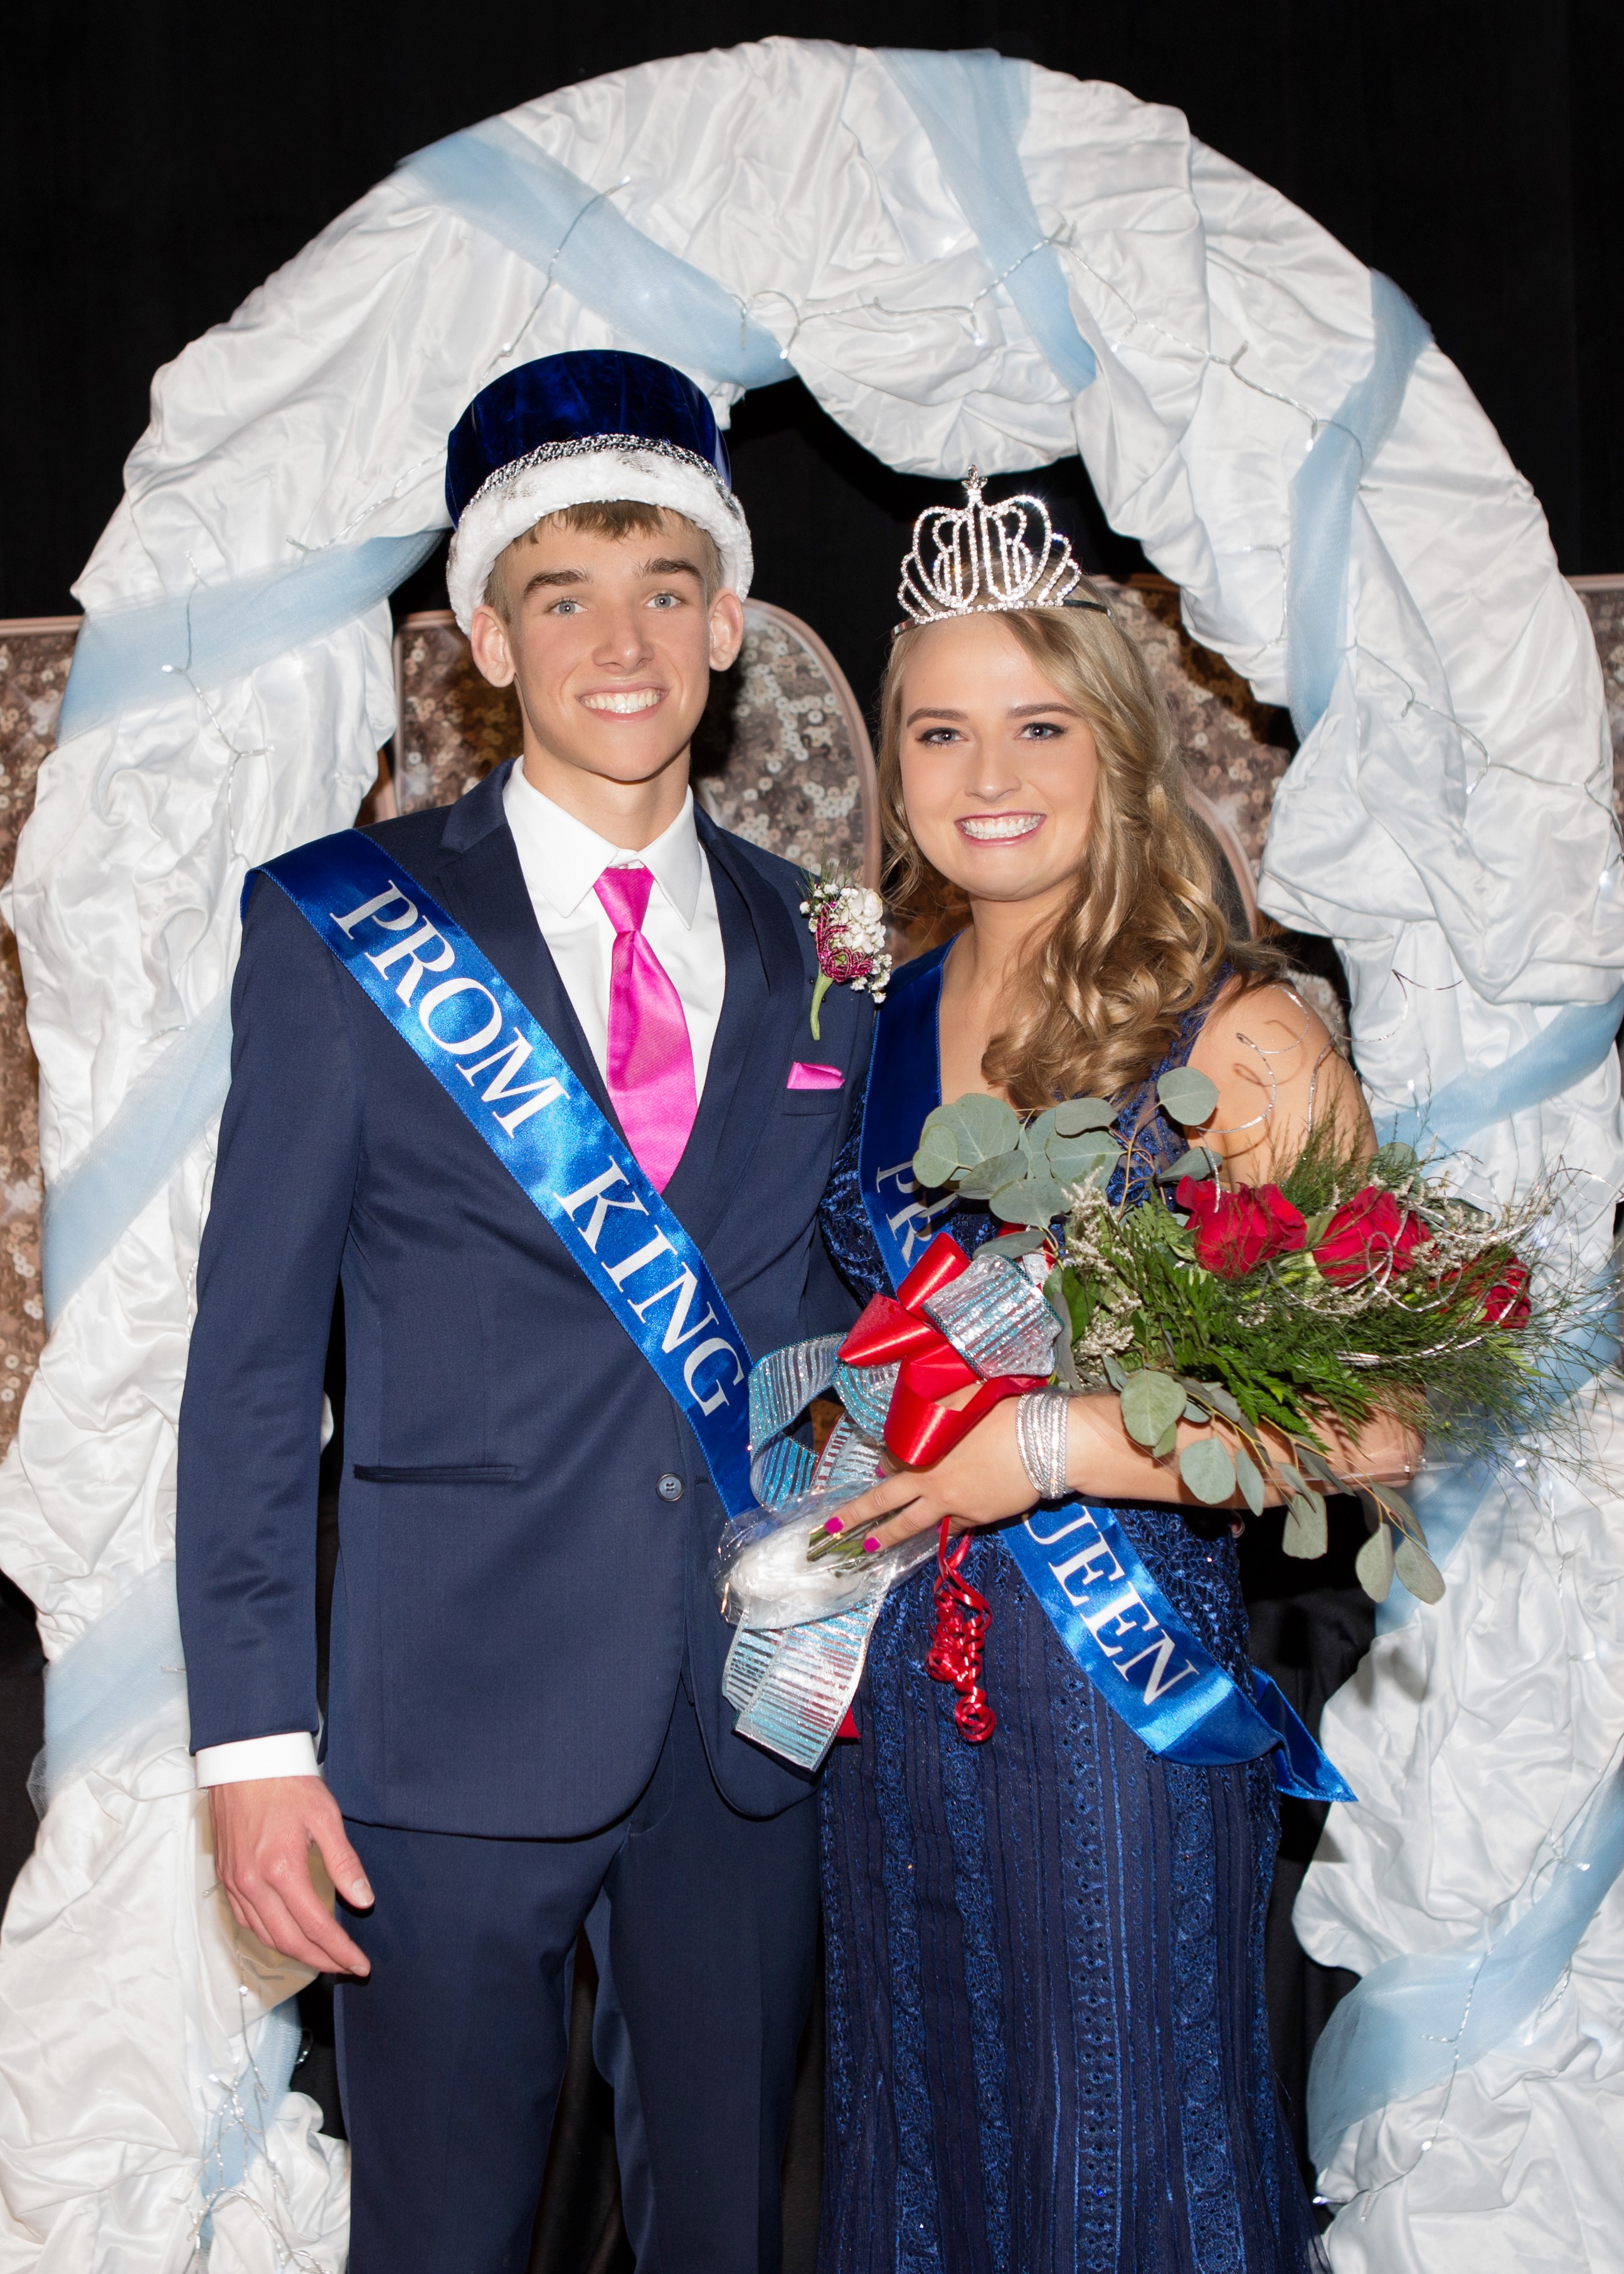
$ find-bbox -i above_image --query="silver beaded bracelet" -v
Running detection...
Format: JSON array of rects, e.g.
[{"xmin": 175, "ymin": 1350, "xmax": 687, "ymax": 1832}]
[{"xmin": 1016, "ymin": 1390, "xmax": 1071, "ymax": 1501}]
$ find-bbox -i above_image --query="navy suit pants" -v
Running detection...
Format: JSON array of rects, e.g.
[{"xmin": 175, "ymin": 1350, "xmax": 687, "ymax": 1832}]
[{"xmin": 334, "ymin": 1694, "xmax": 819, "ymax": 2273}]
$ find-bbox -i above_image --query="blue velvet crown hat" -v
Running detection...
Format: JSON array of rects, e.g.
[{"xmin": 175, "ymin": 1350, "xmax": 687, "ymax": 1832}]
[{"xmin": 443, "ymin": 349, "xmax": 753, "ymax": 629}]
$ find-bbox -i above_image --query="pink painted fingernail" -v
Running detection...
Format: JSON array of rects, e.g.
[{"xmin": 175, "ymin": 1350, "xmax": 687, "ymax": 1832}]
[
  {"xmin": 824, "ymin": 1517, "xmax": 844, "ymax": 1536},
  {"xmin": 862, "ymin": 1536, "xmax": 880, "ymax": 1554}
]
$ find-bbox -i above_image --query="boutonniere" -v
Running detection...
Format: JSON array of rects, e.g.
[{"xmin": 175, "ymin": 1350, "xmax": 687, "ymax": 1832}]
[{"xmin": 800, "ymin": 869, "xmax": 891, "ymax": 1039}]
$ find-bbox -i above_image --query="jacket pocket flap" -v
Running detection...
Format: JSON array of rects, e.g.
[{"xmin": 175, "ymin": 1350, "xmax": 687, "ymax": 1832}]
[{"xmin": 352, "ymin": 1463, "xmax": 519, "ymax": 1485}]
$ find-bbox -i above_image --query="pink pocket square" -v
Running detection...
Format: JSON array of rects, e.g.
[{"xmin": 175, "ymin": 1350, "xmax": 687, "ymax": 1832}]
[{"xmin": 788, "ymin": 1061, "xmax": 844, "ymax": 1091}]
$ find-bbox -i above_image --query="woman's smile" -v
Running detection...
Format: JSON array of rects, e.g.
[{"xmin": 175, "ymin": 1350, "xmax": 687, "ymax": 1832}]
[{"xmin": 957, "ymin": 810, "xmax": 1047, "ymax": 844}]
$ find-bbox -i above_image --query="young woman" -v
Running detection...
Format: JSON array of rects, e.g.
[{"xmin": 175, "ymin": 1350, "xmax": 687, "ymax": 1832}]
[{"xmin": 815, "ymin": 507, "xmax": 1414, "ymax": 2273}]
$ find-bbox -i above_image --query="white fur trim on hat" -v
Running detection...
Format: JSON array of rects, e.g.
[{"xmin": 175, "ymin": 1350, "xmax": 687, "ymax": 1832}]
[{"xmin": 445, "ymin": 437, "xmax": 753, "ymax": 629}]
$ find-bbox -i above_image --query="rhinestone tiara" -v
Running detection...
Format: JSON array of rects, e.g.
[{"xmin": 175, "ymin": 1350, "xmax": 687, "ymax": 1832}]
[{"xmin": 898, "ymin": 469, "xmax": 1105, "ymax": 627}]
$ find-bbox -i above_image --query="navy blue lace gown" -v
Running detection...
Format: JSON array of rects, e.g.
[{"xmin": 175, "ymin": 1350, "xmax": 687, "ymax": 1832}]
[{"xmin": 814, "ymin": 994, "xmax": 1324, "ymax": 2274}]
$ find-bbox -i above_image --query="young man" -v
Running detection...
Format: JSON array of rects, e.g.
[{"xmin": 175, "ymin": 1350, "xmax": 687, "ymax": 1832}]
[{"xmin": 176, "ymin": 350, "xmax": 872, "ymax": 2273}]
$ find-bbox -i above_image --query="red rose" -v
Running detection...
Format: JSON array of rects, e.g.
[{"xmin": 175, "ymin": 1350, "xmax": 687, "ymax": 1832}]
[
  {"xmin": 1482, "ymin": 1260, "xmax": 1531, "ymax": 1330},
  {"xmin": 1175, "ymin": 1178, "xmax": 1307, "ymax": 1279},
  {"xmin": 1312, "ymin": 1187, "xmax": 1430, "ymax": 1285}
]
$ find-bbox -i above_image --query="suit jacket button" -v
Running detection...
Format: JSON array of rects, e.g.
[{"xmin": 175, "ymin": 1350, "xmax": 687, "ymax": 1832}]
[{"xmin": 656, "ymin": 1473, "xmax": 684, "ymax": 1502}]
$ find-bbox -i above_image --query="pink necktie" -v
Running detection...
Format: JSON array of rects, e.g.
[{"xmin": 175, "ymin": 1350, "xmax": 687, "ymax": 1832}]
[{"xmin": 593, "ymin": 866, "xmax": 698, "ymax": 1193}]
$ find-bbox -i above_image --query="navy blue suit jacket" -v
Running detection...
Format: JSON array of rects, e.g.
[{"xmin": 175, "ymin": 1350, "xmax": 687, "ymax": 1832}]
[{"xmin": 176, "ymin": 763, "xmax": 873, "ymax": 1836}]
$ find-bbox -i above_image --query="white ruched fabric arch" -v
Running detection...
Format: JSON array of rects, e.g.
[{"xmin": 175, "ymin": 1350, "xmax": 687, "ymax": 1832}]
[{"xmin": 0, "ymin": 38, "xmax": 1618, "ymax": 2269}]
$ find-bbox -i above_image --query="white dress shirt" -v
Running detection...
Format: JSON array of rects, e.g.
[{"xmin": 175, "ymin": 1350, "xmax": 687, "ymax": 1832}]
[
  {"xmin": 196, "ymin": 764, "xmax": 728, "ymax": 1788},
  {"xmin": 500, "ymin": 767, "xmax": 725, "ymax": 1095}
]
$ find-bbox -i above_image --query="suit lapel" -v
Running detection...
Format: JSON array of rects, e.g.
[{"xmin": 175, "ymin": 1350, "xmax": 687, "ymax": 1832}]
[
  {"xmin": 401, "ymin": 776, "xmax": 807, "ymax": 1224},
  {"xmin": 416, "ymin": 776, "xmax": 617, "ymax": 1124},
  {"xmin": 664, "ymin": 816, "xmax": 807, "ymax": 1241}
]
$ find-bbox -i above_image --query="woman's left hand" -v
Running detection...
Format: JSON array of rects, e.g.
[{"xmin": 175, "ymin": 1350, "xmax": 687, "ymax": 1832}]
[{"xmin": 829, "ymin": 1397, "xmax": 1038, "ymax": 1552}]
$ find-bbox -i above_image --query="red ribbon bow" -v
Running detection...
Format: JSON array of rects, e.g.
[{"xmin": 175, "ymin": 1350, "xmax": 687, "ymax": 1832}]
[
  {"xmin": 839, "ymin": 1233, "xmax": 1051, "ymax": 1749},
  {"xmin": 838, "ymin": 1233, "xmax": 1051, "ymax": 1468}
]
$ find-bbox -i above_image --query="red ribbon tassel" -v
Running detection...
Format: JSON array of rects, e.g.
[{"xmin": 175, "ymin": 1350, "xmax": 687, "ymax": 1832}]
[
  {"xmin": 840, "ymin": 1233, "xmax": 1048, "ymax": 1748},
  {"xmin": 925, "ymin": 1516, "xmax": 996, "ymax": 1742}
]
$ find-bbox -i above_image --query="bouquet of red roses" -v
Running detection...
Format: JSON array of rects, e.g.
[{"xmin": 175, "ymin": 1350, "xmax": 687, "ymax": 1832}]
[{"xmin": 911, "ymin": 1076, "xmax": 1579, "ymax": 1603}]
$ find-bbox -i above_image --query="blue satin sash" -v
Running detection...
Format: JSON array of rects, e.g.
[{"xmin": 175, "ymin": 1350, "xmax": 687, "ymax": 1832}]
[
  {"xmin": 259, "ymin": 831, "xmax": 755, "ymax": 1516},
  {"xmin": 857, "ymin": 951, "xmax": 1353, "ymax": 1802}
]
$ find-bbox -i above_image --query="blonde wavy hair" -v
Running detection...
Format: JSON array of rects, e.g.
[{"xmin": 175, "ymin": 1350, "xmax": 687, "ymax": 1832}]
[{"xmin": 878, "ymin": 597, "xmax": 1283, "ymax": 1110}]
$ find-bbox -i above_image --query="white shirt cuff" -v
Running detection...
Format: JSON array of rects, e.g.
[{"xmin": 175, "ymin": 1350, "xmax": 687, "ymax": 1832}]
[{"xmin": 194, "ymin": 1732, "xmax": 321, "ymax": 1786}]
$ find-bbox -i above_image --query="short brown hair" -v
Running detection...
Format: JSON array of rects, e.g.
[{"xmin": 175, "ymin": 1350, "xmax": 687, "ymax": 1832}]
[{"xmin": 482, "ymin": 499, "xmax": 723, "ymax": 622}]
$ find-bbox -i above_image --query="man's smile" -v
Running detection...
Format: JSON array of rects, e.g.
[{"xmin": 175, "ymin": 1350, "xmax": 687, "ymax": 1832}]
[{"xmin": 580, "ymin": 687, "xmax": 666, "ymax": 716}]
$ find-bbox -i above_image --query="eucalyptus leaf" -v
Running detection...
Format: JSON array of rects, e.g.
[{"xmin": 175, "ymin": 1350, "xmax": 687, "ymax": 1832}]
[
  {"xmin": 1355, "ymin": 1523, "xmax": 1396, "ymax": 1603},
  {"xmin": 915, "ymin": 1100, "xmax": 964, "ymax": 1157},
  {"xmin": 954, "ymin": 1148, "xmax": 1027, "ymax": 1201},
  {"xmin": 984, "ymin": 1226, "xmax": 1048, "ymax": 1258},
  {"xmin": 1393, "ymin": 1533, "xmax": 1446, "ymax": 1603},
  {"xmin": 1275, "ymin": 1462, "xmax": 1308, "ymax": 1497},
  {"xmin": 1182, "ymin": 1399, "xmax": 1210, "ymax": 1424},
  {"xmin": 1046, "ymin": 1132, "xmax": 1122, "ymax": 1184},
  {"xmin": 1159, "ymin": 1145, "xmax": 1220, "ymax": 1186},
  {"xmin": 912, "ymin": 1134, "xmax": 960, "ymax": 1189},
  {"xmin": 1234, "ymin": 1447, "xmax": 1266, "ymax": 1518},
  {"xmin": 1294, "ymin": 1443, "xmax": 1342, "ymax": 1489},
  {"xmin": 1191, "ymin": 1379, "xmax": 1244, "ymax": 1427},
  {"xmin": 1046, "ymin": 1284, "xmax": 1083, "ymax": 1389},
  {"xmin": 1053, "ymin": 1097, "xmax": 1117, "ymax": 1134},
  {"xmin": 1102, "ymin": 1354, "xmax": 1130, "ymax": 1391},
  {"xmin": 992, "ymin": 1173, "xmax": 1071, "ymax": 1226},
  {"xmin": 1375, "ymin": 1485, "xmax": 1418, "ymax": 1532},
  {"xmin": 1152, "ymin": 1421, "xmax": 1179, "ymax": 1460},
  {"xmin": 937, "ymin": 1093, "xmax": 1022, "ymax": 1167},
  {"xmin": 1156, "ymin": 1066, "xmax": 1220, "ymax": 1127},
  {"xmin": 1120, "ymin": 1369, "xmax": 1187, "ymax": 1448},
  {"xmin": 1283, "ymin": 1492, "xmax": 1327, "ymax": 1558},
  {"xmin": 1179, "ymin": 1436, "xmax": 1236, "ymax": 1504}
]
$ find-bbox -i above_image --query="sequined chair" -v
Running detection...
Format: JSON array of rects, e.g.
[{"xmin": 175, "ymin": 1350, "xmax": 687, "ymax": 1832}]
[
  {"xmin": 0, "ymin": 617, "xmax": 65, "ymax": 1930},
  {"xmin": 0, "ymin": 620, "xmax": 61, "ymax": 1456}
]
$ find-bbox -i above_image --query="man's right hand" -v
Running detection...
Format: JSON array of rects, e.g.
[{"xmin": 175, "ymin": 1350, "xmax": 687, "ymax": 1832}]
[{"xmin": 208, "ymin": 1776, "xmax": 374, "ymax": 1976}]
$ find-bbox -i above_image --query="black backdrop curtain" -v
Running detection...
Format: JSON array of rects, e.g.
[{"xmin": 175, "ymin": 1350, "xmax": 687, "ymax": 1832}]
[{"xmin": 2, "ymin": 5, "xmax": 1619, "ymax": 2263}]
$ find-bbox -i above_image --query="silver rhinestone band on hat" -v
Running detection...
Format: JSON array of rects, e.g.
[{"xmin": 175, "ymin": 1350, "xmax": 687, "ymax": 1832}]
[
  {"xmin": 461, "ymin": 432, "xmax": 745, "ymax": 523},
  {"xmin": 1017, "ymin": 1388, "xmax": 1070, "ymax": 1502}
]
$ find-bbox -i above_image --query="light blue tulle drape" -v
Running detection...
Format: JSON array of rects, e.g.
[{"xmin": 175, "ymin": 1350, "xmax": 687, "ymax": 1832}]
[
  {"xmin": 199, "ymin": 1994, "xmax": 305, "ymax": 2240},
  {"xmin": 398, "ymin": 118, "xmax": 790, "ymax": 391},
  {"xmin": 1287, "ymin": 271, "xmax": 1431, "ymax": 741},
  {"xmin": 881, "ymin": 49, "xmax": 1097, "ymax": 397},
  {"xmin": 57, "ymin": 529, "xmax": 443, "ymax": 746},
  {"xmin": 1390, "ymin": 986, "xmax": 1624, "ymax": 1157},
  {"xmin": 1308, "ymin": 1763, "xmax": 1624, "ymax": 2170},
  {"xmin": 41, "ymin": 992, "xmax": 234, "ymax": 1329},
  {"xmin": 31, "ymin": 1558, "xmax": 189, "ymax": 1811}
]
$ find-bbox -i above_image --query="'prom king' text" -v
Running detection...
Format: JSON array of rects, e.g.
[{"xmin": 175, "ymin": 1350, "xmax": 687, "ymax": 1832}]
[{"xmin": 326, "ymin": 874, "xmax": 750, "ymax": 1428}]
